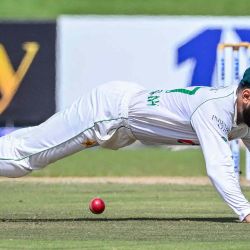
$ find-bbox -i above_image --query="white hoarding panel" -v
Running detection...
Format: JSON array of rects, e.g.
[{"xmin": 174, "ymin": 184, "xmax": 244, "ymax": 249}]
[{"xmin": 57, "ymin": 16, "xmax": 250, "ymax": 110}]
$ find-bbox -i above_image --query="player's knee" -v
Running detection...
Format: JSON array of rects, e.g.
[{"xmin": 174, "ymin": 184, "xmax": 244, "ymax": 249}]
[
  {"xmin": 9, "ymin": 167, "xmax": 32, "ymax": 178},
  {"xmin": 206, "ymin": 165, "xmax": 218, "ymax": 182},
  {"xmin": 0, "ymin": 162, "xmax": 32, "ymax": 178}
]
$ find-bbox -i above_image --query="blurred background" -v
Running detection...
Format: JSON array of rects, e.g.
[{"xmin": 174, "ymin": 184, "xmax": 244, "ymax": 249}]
[{"xmin": 1, "ymin": 0, "xmax": 250, "ymax": 177}]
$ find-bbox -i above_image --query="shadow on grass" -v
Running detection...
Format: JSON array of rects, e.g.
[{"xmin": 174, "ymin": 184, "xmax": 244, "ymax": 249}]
[{"xmin": 0, "ymin": 217, "xmax": 239, "ymax": 223}]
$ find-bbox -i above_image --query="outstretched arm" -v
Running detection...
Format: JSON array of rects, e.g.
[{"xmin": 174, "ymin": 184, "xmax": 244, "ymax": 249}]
[{"xmin": 191, "ymin": 102, "xmax": 250, "ymax": 222}]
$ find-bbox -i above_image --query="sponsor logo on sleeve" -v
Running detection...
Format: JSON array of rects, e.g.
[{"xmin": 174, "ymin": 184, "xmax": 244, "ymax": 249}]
[{"xmin": 212, "ymin": 115, "xmax": 230, "ymax": 134}]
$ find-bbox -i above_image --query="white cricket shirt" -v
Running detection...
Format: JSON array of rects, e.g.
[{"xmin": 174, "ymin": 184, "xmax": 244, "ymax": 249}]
[{"xmin": 128, "ymin": 85, "xmax": 250, "ymax": 221}]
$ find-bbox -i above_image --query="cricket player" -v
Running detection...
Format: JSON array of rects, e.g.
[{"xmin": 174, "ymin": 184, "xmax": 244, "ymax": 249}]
[{"xmin": 1, "ymin": 68, "xmax": 250, "ymax": 223}]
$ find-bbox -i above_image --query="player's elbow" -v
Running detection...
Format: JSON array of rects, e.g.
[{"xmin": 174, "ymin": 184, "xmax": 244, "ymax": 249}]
[
  {"xmin": 205, "ymin": 161, "xmax": 234, "ymax": 184},
  {"xmin": 206, "ymin": 170, "xmax": 217, "ymax": 182},
  {"xmin": 205, "ymin": 163, "xmax": 221, "ymax": 182}
]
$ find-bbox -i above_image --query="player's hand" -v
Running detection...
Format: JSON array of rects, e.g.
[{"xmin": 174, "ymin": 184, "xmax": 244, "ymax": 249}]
[{"xmin": 243, "ymin": 214, "xmax": 250, "ymax": 223}]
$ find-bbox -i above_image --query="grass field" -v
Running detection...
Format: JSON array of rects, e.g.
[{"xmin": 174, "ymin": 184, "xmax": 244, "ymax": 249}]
[
  {"xmin": 1, "ymin": 0, "xmax": 250, "ymax": 19},
  {"xmin": 0, "ymin": 181, "xmax": 250, "ymax": 249},
  {"xmin": 31, "ymin": 147, "xmax": 208, "ymax": 177},
  {"xmin": 30, "ymin": 147, "xmax": 249, "ymax": 177}
]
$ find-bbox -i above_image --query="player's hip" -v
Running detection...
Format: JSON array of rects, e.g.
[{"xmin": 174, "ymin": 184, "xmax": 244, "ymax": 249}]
[{"xmin": 90, "ymin": 81, "xmax": 144, "ymax": 149}]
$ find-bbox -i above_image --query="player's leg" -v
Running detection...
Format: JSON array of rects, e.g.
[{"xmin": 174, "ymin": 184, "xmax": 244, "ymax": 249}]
[
  {"xmin": 0, "ymin": 129, "xmax": 33, "ymax": 177},
  {"xmin": 0, "ymin": 94, "xmax": 98, "ymax": 177},
  {"xmin": 0, "ymin": 81, "xmax": 142, "ymax": 178}
]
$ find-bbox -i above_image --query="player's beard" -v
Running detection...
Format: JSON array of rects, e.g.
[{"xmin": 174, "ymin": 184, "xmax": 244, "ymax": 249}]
[{"xmin": 242, "ymin": 105, "xmax": 250, "ymax": 127}]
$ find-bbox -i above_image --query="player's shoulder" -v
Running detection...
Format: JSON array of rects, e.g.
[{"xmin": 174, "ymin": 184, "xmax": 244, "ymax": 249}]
[
  {"xmin": 190, "ymin": 85, "xmax": 237, "ymax": 121},
  {"xmin": 192, "ymin": 84, "xmax": 237, "ymax": 106},
  {"xmin": 211, "ymin": 85, "xmax": 236, "ymax": 95},
  {"xmin": 198, "ymin": 84, "xmax": 236, "ymax": 97}
]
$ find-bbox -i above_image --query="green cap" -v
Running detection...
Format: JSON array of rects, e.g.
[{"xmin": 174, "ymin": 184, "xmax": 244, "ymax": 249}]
[{"xmin": 241, "ymin": 67, "xmax": 250, "ymax": 86}]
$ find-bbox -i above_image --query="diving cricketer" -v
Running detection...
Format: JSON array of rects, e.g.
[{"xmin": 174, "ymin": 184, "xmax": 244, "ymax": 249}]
[{"xmin": 1, "ymin": 68, "xmax": 250, "ymax": 222}]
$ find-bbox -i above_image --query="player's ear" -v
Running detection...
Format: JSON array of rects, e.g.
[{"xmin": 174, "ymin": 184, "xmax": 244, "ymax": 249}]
[{"xmin": 242, "ymin": 88, "xmax": 250, "ymax": 104}]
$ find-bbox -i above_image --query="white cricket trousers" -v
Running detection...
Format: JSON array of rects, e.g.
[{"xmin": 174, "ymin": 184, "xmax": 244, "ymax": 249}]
[{"xmin": 0, "ymin": 81, "xmax": 143, "ymax": 177}]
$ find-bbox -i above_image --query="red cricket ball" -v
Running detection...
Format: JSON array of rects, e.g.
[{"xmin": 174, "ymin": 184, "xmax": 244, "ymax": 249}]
[{"xmin": 89, "ymin": 198, "xmax": 105, "ymax": 214}]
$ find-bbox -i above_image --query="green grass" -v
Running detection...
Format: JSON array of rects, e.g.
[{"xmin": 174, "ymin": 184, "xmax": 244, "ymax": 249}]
[
  {"xmin": 0, "ymin": 181, "xmax": 250, "ymax": 249},
  {"xmin": 31, "ymin": 147, "xmax": 206, "ymax": 177},
  {"xmin": 31, "ymin": 147, "xmax": 248, "ymax": 177},
  {"xmin": 1, "ymin": 0, "xmax": 250, "ymax": 19}
]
